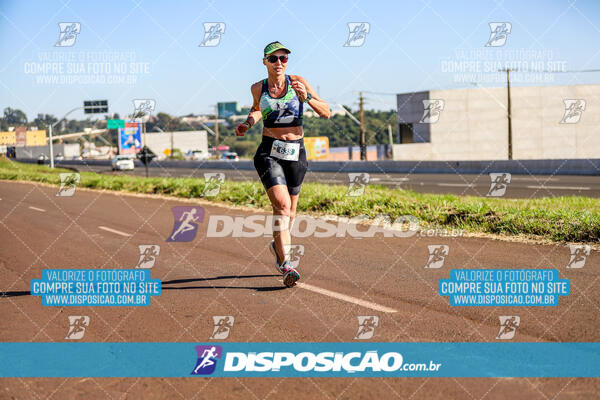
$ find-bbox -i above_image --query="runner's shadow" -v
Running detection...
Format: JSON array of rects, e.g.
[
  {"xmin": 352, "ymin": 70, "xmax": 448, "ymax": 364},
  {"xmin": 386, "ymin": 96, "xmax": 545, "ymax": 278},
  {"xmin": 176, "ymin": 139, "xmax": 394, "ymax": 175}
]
[
  {"xmin": 0, "ymin": 275, "xmax": 286, "ymax": 298},
  {"xmin": 1, "ymin": 291, "xmax": 30, "ymax": 298},
  {"xmin": 162, "ymin": 274, "xmax": 286, "ymax": 292}
]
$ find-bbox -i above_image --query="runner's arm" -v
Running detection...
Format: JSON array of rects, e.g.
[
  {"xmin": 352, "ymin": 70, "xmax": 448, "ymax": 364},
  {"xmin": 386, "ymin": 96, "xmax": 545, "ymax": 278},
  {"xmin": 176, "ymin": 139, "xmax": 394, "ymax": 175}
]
[
  {"xmin": 247, "ymin": 83, "xmax": 262, "ymax": 126},
  {"xmin": 236, "ymin": 83, "xmax": 262, "ymax": 136},
  {"xmin": 290, "ymin": 75, "xmax": 331, "ymax": 119}
]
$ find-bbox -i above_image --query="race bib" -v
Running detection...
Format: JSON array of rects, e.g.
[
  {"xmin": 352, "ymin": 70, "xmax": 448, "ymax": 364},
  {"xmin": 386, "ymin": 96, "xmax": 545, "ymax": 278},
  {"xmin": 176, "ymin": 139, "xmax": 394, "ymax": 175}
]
[{"xmin": 270, "ymin": 140, "xmax": 300, "ymax": 161}]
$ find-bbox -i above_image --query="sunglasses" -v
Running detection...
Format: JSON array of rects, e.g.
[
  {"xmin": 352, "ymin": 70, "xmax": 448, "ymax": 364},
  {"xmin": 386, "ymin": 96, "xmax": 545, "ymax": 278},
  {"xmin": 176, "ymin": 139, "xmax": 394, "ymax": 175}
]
[{"xmin": 265, "ymin": 55, "xmax": 288, "ymax": 63}]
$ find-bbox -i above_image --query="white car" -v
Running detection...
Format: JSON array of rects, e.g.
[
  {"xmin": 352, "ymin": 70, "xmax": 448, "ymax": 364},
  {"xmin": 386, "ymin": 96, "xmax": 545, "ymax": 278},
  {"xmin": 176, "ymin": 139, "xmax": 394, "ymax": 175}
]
[
  {"xmin": 112, "ymin": 155, "xmax": 135, "ymax": 171},
  {"xmin": 188, "ymin": 150, "xmax": 210, "ymax": 161},
  {"xmin": 221, "ymin": 152, "xmax": 239, "ymax": 161}
]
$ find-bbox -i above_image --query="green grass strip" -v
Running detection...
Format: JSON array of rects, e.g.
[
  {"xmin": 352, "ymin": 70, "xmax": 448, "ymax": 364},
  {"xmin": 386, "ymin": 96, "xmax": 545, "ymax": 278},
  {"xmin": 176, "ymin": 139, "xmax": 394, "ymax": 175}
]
[{"xmin": 1, "ymin": 157, "xmax": 598, "ymax": 243}]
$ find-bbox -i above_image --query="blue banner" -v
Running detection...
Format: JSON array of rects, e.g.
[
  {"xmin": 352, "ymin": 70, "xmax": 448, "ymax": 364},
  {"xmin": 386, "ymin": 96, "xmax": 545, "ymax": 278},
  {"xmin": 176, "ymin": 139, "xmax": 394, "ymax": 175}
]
[
  {"xmin": 439, "ymin": 269, "xmax": 569, "ymax": 306},
  {"xmin": 1, "ymin": 343, "xmax": 599, "ymax": 377},
  {"xmin": 30, "ymin": 269, "xmax": 161, "ymax": 306}
]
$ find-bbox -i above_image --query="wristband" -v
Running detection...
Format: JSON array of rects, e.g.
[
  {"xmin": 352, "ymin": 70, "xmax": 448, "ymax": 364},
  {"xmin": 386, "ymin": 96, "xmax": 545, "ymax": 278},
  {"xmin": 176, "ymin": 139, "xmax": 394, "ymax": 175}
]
[{"xmin": 242, "ymin": 121, "xmax": 251, "ymax": 128}]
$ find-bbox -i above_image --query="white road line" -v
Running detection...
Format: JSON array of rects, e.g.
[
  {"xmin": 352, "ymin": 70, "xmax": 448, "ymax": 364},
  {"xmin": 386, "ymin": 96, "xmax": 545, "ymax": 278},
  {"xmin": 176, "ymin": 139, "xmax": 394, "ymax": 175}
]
[
  {"xmin": 437, "ymin": 183, "xmax": 476, "ymax": 187},
  {"xmin": 98, "ymin": 226, "xmax": 132, "ymax": 237},
  {"xmin": 28, "ymin": 206, "xmax": 46, "ymax": 212},
  {"xmin": 526, "ymin": 185, "xmax": 590, "ymax": 190},
  {"xmin": 297, "ymin": 282, "xmax": 398, "ymax": 313}
]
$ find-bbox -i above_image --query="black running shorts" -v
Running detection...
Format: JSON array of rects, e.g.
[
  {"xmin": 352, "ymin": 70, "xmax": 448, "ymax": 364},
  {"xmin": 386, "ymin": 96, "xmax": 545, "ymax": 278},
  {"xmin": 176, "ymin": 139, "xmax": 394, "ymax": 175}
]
[{"xmin": 253, "ymin": 136, "xmax": 308, "ymax": 196}]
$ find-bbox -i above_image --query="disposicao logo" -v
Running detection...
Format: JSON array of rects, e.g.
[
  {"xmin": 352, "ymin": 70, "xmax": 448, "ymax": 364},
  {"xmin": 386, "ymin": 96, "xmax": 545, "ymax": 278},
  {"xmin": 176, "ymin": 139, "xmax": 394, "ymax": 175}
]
[
  {"xmin": 191, "ymin": 345, "xmax": 222, "ymax": 375},
  {"xmin": 223, "ymin": 351, "xmax": 405, "ymax": 373},
  {"xmin": 190, "ymin": 346, "xmax": 442, "ymax": 376}
]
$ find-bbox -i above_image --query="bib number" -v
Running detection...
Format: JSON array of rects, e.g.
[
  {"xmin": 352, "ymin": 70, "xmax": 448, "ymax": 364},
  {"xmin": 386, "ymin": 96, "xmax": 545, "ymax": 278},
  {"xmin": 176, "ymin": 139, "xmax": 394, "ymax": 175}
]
[{"xmin": 270, "ymin": 140, "xmax": 300, "ymax": 161}]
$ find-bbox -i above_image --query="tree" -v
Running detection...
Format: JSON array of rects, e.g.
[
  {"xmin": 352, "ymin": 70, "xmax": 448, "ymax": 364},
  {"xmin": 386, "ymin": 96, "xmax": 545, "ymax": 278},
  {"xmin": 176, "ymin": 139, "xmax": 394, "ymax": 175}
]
[
  {"xmin": 31, "ymin": 114, "xmax": 58, "ymax": 131},
  {"xmin": 3, "ymin": 107, "xmax": 28, "ymax": 126}
]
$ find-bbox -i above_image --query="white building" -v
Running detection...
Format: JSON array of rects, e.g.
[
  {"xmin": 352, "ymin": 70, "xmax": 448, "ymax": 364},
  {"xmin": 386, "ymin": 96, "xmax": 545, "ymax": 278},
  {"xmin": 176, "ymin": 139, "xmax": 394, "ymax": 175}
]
[{"xmin": 393, "ymin": 84, "xmax": 600, "ymax": 160}]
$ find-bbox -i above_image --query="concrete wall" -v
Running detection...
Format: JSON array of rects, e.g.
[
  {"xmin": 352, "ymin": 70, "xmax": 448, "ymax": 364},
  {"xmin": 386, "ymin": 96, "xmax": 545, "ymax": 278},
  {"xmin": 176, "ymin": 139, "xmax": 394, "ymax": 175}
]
[
  {"xmin": 17, "ymin": 158, "xmax": 599, "ymax": 175},
  {"xmin": 16, "ymin": 144, "xmax": 80, "ymax": 158},
  {"xmin": 510, "ymin": 85, "xmax": 600, "ymax": 159},
  {"xmin": 394, "ymin": 84, "xmax": 600, "ymax": 160},
  {"xmin": 325, "ymin": 146, "xmax": 379, "ymax": 161}
]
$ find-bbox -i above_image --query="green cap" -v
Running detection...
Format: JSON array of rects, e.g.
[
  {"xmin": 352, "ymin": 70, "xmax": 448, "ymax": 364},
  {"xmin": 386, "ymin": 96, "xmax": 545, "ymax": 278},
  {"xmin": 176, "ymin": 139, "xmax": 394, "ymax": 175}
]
[{"xmin": 264, "ymin": 41, "xmax": 291, "ymax": 56}]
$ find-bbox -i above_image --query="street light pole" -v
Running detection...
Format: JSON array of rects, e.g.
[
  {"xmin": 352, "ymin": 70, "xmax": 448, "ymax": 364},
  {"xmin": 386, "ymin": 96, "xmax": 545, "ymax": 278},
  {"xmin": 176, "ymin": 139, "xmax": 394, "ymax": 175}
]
[
  {"xmin": 499, "ymin": 68, "xmax": 515, "ymax": 160},
  {"xmin": 359, "ymin": 92, "xmax": 366, "ymax": 161},
  {"xmin": 48, "ymin": 106, "xmax": 83, "ymax": 168}
]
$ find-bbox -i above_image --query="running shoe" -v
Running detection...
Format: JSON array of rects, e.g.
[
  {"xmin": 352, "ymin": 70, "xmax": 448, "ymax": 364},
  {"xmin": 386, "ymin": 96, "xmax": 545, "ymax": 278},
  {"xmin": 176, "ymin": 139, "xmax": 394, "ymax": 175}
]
[
  {"xmin": 281, "ymin": 262, "xmax": 300, "ymax": 288},
  {"xmin": 269, "ymin": 241, "xmax": 285, "ymax": 274}
]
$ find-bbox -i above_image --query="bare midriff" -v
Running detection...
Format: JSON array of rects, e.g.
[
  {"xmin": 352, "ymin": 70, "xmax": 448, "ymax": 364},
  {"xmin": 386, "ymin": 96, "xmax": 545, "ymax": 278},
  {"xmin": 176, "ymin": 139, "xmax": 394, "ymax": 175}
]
[{"xmin": 262, "ymin": 125, "xmax": 304, "ymax": 141}]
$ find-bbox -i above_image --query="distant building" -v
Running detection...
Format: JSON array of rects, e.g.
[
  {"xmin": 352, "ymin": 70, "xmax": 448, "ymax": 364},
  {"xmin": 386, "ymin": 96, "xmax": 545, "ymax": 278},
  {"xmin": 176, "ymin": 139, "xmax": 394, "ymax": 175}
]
[
  {"xmin": 394, "ymin": 84, "xmax": 600, "ymax": 160},
  {"xmin": 180, "ymin": 115, "xmax": 208, "ymax": 125},
  {"xmin": 217, "ymin": 102, "xmax": 238, "ymax": 118},
  {"xmin": 0, "ymin": 128, "xmax": 46, "ymax": 147},
  {"xmin": 143, "ymin": 130, "xmax": 208, "ymax": 160}
]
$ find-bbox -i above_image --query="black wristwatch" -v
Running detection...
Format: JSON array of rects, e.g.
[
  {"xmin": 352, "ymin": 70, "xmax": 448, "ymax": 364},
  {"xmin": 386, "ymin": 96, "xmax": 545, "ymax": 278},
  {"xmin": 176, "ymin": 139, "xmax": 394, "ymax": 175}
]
[{"xmin": 304, "ymin": 93, "xmax": 313, "ymax": 103}]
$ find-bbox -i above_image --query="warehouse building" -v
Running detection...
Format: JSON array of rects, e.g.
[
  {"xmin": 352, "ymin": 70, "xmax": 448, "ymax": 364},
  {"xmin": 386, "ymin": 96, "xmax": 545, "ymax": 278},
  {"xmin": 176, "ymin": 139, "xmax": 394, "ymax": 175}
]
[
  {"xmin": 143, "ymin": 130, "xmax": 208, "ymax": 160},
  {"xmin": 394, "ymin": 84, "xmax": 600, "ymax": 160}
]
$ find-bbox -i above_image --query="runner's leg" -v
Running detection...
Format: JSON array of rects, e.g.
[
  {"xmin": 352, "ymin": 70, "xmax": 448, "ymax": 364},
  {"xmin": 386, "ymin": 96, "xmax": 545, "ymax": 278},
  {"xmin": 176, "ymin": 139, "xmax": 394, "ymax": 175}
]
[
  {"xmin": 289, "ymin": 194, "xmax": 299, "ymax": 236},
  {"xmin": 267, "ymin": 184, "xmax": 291, "ymax": 265}
]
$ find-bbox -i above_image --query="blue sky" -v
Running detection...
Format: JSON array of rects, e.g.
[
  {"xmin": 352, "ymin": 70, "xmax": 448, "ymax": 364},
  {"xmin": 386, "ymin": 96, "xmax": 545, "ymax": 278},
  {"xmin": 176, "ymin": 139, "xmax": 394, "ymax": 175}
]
[{"xmin": 1, "ymin": 0, "xmax": 600, "ymax": 120}]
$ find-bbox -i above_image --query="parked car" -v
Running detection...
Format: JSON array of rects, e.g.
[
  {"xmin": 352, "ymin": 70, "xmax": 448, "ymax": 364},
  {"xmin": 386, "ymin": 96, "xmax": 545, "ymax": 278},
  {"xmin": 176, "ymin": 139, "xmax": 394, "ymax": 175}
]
[
  {"xmin": 55, "ymin": 153, "xmax": 64, "ymax": 161},
  {"xmin": 221, "ymin": 152, "xmax": 239, "ymax": 161},
  {"xmin": 37, "ymin": 154, "xmax": 48, "ymax": 164},
  {"xmin": 111, "ymin": 155, "xmax": 135, "ymax": 171}
]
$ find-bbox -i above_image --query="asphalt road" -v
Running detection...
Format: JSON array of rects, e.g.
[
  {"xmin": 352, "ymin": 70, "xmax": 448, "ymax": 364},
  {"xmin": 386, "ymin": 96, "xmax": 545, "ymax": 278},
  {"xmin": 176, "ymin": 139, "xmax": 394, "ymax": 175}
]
[
  {"xmin": 73, "ymin": 163, "xmax": 600, "ymax": 198},
  {"xmin": 1, "ymin": 180, "xmax": 599, "ymax": 399}
]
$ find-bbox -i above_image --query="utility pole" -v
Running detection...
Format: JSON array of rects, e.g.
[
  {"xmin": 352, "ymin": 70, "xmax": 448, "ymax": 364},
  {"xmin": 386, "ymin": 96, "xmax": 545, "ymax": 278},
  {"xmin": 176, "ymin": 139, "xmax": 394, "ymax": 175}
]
[
  {"xmin": 499, "ymin": 68, "xmax": 514, "ymax": 160},
  {"xmin": 170, "ymin": 128, "xmax": 174, "ymax": 160},
  {"xmin": 215, "ymin": 104, "xmax": 219, "ymax": 149},
  {"xmin": 141, "ymin": 117, "xmax": 148, "ymax": 177},
  {"xmin": 359, "ymin": 92, "xmax": 366, "ymax": 160},
  {"xmin": 387, "ymin": 124, "xmax": 394, "ymax": 160}
]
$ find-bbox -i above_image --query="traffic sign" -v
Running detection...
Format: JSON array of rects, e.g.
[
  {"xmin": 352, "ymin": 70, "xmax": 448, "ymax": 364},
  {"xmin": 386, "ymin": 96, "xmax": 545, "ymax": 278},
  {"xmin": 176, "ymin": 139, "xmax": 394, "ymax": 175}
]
[
  {"xmin": 83, "ymin": 100, "xmax": 108, "ymax": 114},
  {"xmin": 107, "ymin": 119, "xmax": 125, "ymax": 129}
]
